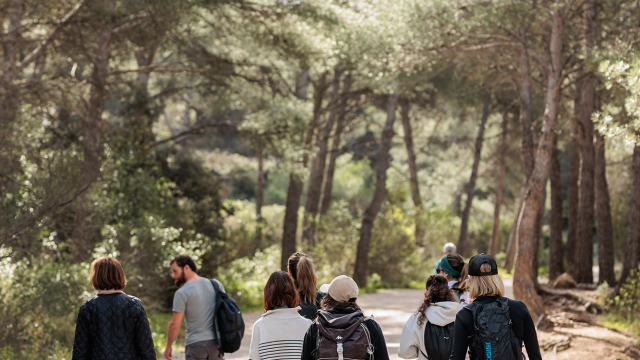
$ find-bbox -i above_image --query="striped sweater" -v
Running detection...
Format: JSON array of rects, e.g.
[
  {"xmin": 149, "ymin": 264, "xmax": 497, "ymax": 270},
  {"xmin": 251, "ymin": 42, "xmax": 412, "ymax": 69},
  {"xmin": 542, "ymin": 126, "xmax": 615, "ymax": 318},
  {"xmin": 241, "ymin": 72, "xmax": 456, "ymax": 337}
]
[{"xmin": 249, "ymin": 307, "xmax": 312, "ymax": 360}]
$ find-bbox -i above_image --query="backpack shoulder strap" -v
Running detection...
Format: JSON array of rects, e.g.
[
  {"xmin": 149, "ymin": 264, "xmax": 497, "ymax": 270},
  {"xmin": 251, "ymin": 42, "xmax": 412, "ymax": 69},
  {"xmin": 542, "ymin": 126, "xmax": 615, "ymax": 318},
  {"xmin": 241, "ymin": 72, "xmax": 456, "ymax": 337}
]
[
  {"xmin": 210, "ymin": 278, "xmax": 224, "ymax": 296},
  {"xmin": 209, "ymin": 279, "xmax": 223, "ymax": 346},
  {"xmin": 360, "ymin": 323, "xmax": 374, "ymax": 359}
]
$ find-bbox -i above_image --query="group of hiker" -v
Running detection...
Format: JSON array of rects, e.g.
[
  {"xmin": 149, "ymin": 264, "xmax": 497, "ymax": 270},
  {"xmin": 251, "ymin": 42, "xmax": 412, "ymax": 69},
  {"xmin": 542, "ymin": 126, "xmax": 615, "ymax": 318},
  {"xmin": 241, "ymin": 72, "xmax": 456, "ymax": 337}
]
[{"xmin": 71, "ymin": 245, "xmax": 543, "ymax": 360}]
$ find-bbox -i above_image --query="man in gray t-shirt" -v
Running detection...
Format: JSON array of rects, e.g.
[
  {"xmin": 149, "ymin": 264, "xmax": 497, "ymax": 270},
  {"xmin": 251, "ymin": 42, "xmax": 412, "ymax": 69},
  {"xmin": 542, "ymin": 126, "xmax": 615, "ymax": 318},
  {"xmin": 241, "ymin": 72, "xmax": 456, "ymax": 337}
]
[{"xmin": 164, "ymin": 255, "xmax": 225, "ymax": 360}]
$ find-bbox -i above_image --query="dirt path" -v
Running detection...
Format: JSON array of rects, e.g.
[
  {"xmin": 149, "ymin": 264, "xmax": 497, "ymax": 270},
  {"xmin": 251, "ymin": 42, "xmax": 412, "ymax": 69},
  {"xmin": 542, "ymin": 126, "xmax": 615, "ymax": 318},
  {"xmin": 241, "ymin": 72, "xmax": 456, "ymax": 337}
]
[
  {"xmin": 181, "ymin": 279, "xmax": 639, "ymax": 360},
  {"xmin": 223, "ymin": 280, "xmax": 514, "ymax": 360}
]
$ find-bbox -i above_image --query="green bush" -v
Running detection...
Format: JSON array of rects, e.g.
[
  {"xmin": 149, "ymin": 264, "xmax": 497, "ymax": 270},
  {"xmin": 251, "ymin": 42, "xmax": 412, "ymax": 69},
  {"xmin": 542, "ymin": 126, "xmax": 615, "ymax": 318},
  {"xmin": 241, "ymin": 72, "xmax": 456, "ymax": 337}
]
[
  {"xmin": 0, "ymin": 257, "xmax": 91, "ymax": 359},
  {"xmin": 216, "ymin": 245, "xmax": 281, "ymax": 311},
  {"xmin": 607, "ymin": 271, "xmax": 640, "ymax": 335}
]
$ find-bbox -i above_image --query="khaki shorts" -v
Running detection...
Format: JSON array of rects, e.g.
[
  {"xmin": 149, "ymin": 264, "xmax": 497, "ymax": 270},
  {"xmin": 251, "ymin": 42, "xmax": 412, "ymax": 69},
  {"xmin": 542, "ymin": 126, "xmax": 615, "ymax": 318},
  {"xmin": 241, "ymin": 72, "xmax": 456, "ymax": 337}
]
[{"xmin": 185, "ymin": 340, "xmax": 223, "ymax": 360}]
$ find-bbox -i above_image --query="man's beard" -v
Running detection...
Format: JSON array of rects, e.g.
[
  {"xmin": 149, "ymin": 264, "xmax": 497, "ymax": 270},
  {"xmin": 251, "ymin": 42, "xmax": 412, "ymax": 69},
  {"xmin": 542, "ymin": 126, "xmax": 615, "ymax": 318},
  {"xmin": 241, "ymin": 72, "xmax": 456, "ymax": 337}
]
[{"xmin": 175, "ymin": 272, "xmax": 187, "ymax": 287}]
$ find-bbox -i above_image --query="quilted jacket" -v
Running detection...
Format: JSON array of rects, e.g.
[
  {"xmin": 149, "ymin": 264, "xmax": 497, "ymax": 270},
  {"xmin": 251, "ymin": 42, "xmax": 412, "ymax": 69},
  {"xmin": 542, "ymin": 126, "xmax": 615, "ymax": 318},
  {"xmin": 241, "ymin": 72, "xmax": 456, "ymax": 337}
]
[{"xmin": 72, "ymin": 293, "xmax": 156, "ymax": 360}]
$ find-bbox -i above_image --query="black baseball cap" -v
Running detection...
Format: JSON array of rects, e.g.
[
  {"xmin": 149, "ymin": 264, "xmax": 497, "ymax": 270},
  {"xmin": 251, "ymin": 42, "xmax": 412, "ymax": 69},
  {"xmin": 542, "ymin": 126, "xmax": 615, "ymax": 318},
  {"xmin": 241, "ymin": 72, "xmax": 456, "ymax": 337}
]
[{"xmin": 468, "ymin": 253, "xmax": 498, "ymax": 276}]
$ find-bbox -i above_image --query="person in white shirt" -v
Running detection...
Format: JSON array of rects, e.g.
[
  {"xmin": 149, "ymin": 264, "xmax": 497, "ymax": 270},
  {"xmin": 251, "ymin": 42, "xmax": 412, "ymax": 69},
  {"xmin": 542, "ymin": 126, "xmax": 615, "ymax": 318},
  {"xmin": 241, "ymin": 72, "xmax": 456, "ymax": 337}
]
[
  {"xmin": 249, "ymin": 271, "xmax": 311, "ymax": 360},
  {"xmin": 398, "ymin": 275, "xmax": 460, "ymax": 360}
]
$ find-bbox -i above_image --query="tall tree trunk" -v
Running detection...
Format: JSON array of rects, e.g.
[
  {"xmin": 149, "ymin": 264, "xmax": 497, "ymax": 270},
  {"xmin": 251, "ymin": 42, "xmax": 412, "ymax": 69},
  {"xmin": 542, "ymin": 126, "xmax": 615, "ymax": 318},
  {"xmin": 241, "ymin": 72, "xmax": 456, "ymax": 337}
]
[
  {"xmin": 256, "ymin": 138, "xmax": 265, "ymax": 248},
  {"xmin": 400, "ymin": 99, "xmax": 425, "ymax": 244},
  {"xmin": 519, "ymin": 27, "xmax": 535, "ymax": 180},
  {"xmin": 575, "ymin": 0, "xmax": 598, "ymax": 285},
  {"xmin": 70, "ymin": 20, "xmax": 114, "ymax": 264},
  {"xmin": 513, "ymin": 7, "xmax": 564, "ymax": 320},
  {"xmin": 549, "ymin": 135, "xmax": 564, "ymax": 281},
  {"xmin": 490, "ymin": 110, "xmax": 509, "ymax": 257},
  {"xmin": 280, "ymin": 70, "xmax": 313, "ymax": 270},
  {"xmin": 320, "ymin": 73, "xmax": 352, "ymax": 215},
  {"xmin": 0, "ymin": 0, "xmax": 22, "ymax": 195},
  {"xmin": 132, "ymin": 47, "xmax": 157, "ymax": 148},
  {"xmin": 532, "ymin": 176, "xmax": 546, "ymax": 283},
  {"xmin": 618, "ymin": 143, "xmax": 640, "ymax": 289},
  {"xmin": 302, "ymin": 67, "xmax": 342, "ymax": 244},
  {"xmin": 458, "ymin": 99, "xmax": 490, "ymax": 256},
  {"xmin": 566, "ymin": 89, "xmax": 581, "ymax": 276},
  {"xmin": 595, "ymin": 131, "xmax": 615, "ymax": 285},
  {"xmin": 504, "ymin": 27, "xmax": 535, "ymax": 270},
  {"xmin": 353, "ymin": 94, "xmax": 398, "ymax": 286}
]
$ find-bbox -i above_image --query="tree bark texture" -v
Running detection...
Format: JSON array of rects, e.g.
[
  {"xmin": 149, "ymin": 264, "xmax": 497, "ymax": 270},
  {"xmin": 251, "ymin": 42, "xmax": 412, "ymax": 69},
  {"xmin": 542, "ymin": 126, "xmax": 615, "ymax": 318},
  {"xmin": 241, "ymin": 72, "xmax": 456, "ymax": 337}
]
[
  {"xmin": 532, "ymin": 177, "xmax": 547, "ymax": 283},
  {"xmin": 280, "ymin": 70, "xmax": 312, "ymax": 270},
  {"xmin": 458, "ymin": 99, "xmax": 490, "ymax": 256},
  {"xmin": 256, "ymin": 138, "xmax": 265, "ymax": 248},
  {"xmin": 566, "ymin": 89, "xmax": 581, "ymax": 276},
  {"xmin": 302, "ymin": 68, "xmax": 343, "ymax": 244},
  {"xmin": 575, "ymin": 73, "xmax": 596, "ymax": 284},
  {"xmin": 70, "ymin": 19, "xmax": 114, "ymax": 264},
  {"xmin": 504, "ymin": 28, "xmax": 535, "ymax": 270},
  {"xmin": 549, "ymin": 135, "xmax": 564, "ymax": 281},
  {"xmin": 618, "ymin": 144, "xmax": 640, "ymax": 289},
  {"xmin": 0, "ymin": 0, "xmax": 23, "ymax": 195},
  {"xmin": 595, "ymin": 131, "xmax": 615, "ymax": 285},
  {"xmin": 574, "ymin": 0, "xmax": 599, "ymax": 284},
  {"xmin": 400, "ymin": 99, "xmax": 425, "ymax": 244},
  {"xmin": 353, "ymin": 94, "xmax": 398, "ymax": 286},
  {"xmin": 519, "ymin": 27, "xmax": 535, "ymax": 181},
  {"xmin": 513, "ymin": 7, "xmax": 564, "ymax": 320},
  {"xmin": 320, "ymin": 73, "xmax": 352, "ymax": 215},
  {"xmin": 490, "ymin": 111, "xmax": 509, "ymax": 258}
]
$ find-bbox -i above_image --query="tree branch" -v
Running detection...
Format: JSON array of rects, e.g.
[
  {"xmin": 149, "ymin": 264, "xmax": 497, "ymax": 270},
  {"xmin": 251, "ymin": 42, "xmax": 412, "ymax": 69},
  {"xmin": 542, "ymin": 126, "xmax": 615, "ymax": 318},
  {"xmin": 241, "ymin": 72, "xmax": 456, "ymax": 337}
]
[{"xmin": 16, "ymin": 0, "xmax": 86, "ymax": 71}]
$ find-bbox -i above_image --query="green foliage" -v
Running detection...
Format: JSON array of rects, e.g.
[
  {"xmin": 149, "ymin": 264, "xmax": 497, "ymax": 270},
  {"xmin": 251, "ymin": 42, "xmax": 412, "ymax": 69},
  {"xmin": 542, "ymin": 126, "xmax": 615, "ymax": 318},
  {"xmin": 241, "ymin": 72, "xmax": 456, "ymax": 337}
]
[
  {"xmin": 0, "ymin": 258, "xmax": 91, "ymax": 359},
  {"xmin": 362, "ymin": 273, "xmax": 383, "ymax": 293},
  {"xmin": 217, "ymin": 246, "xmax": 282, "ymax": 311},
  {"xmin": 607, "ymin": 271, "xmax": 640, "ymax": 335}
]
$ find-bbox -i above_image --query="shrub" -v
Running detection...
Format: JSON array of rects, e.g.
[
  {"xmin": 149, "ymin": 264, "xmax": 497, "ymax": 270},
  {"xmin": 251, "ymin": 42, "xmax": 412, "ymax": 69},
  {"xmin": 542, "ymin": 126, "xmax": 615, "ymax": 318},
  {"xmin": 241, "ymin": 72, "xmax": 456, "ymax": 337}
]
[
  {"xmin": 0, "ymin": 257, "xmax": 91, "ymax": 359},
  {"xmin": 607, "ymin": 271, "xmax": 640, "ymax": 335}
]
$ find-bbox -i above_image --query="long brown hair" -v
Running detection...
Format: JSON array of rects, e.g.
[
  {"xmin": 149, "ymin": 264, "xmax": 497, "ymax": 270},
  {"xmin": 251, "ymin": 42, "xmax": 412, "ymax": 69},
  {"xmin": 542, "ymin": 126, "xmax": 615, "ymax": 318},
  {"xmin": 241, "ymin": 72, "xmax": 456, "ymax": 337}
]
[
  {"xmin": 416, "ymin": 275, "xmax": 457, "ymax": 327},
  {"xmin": 263, "ymin": 271, "xmax": 300, "ymax": 312},
  {"xmin": 288, "ymin": 252, "xmax": 318, "ymax": 303}
]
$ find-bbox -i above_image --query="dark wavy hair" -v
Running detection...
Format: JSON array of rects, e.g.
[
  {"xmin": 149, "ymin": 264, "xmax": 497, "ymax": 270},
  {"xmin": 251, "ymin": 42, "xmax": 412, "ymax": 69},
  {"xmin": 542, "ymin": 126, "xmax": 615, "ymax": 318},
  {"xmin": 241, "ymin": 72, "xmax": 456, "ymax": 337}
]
[
  {"xmin": 170, "ymin": 254, "xmax": 198, "ymax": 273},
  {"xmin": 416, "ymin": 275, "xmax": 458, "ymax": 326}
]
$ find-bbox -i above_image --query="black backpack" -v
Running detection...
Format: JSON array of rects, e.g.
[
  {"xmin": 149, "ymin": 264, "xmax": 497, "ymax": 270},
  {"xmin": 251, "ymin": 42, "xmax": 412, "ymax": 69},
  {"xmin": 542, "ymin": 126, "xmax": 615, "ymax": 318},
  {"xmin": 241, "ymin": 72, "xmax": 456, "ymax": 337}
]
[
  {"xmin": 420, "ymin": 321, "xmax": 455, "ymax": 360},
  {"xmin": 209, "ymin": 279, "xmax": 244, "ymax": 355},
  {"xmin": 465, "ymin": 297, "xmax": 523, "ymax": 360}
]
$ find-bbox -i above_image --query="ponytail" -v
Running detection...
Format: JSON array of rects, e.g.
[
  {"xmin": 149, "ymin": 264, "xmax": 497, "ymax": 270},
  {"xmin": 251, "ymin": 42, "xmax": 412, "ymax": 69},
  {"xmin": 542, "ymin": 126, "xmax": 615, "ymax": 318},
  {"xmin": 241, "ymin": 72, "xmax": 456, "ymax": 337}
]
[
  {"xmin": 287, "ymin": 252, "xmax": 318, "ymax": 304},
  {"xmin": 296, "ymin": 257, "xmax": 318, "ymax": 303}
]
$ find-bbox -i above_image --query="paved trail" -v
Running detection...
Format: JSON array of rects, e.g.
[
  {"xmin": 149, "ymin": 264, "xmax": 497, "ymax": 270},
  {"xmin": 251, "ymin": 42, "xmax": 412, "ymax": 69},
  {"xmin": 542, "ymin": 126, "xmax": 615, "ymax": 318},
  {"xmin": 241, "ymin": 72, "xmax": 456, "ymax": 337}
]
[{"xmin": 221, "ymin": 279, "xmax": 514, "ymax": 360}]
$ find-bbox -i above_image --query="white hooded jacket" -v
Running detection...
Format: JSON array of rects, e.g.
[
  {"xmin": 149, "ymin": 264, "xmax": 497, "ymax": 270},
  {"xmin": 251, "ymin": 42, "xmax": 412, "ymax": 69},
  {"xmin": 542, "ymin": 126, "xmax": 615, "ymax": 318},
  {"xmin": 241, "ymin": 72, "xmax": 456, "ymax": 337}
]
[{"xmin": 397, "ymin": 301, "xmax": 460, "ymax": 360}]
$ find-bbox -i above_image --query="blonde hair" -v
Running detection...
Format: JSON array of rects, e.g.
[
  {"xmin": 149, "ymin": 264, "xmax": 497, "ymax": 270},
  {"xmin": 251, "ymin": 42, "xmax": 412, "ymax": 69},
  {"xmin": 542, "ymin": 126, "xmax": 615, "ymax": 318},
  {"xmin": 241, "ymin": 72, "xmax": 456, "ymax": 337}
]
[{"xmin": 467, "ymin": 263, "xmax": 505, "ymax": 300}]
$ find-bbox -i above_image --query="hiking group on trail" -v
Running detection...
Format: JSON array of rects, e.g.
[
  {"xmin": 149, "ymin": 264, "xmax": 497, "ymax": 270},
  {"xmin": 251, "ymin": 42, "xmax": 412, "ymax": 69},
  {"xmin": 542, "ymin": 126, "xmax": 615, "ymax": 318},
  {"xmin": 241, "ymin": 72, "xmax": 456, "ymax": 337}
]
[{"xmin": 71, "ymin": 246, "xmax": 542, "ymax": 360}]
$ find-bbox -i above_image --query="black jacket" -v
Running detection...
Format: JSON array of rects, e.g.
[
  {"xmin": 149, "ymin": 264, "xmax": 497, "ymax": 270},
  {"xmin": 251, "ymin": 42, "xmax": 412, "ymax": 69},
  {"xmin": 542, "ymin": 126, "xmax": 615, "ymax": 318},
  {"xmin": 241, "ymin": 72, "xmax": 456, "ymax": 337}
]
[
  {"xmin": 449, "ymin": 296, "xmax": 542, "ymax": 360},
  {"xmin": 301, "ymin": 307, "xmax": 390, "ymax": 360},
  {"xmin": 298, "ymin": 290, "xmax": 326, "ymax": 320},
  {"xmin": 72, "ymin": 293, "xmax": 156, "ymax": 360}
]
